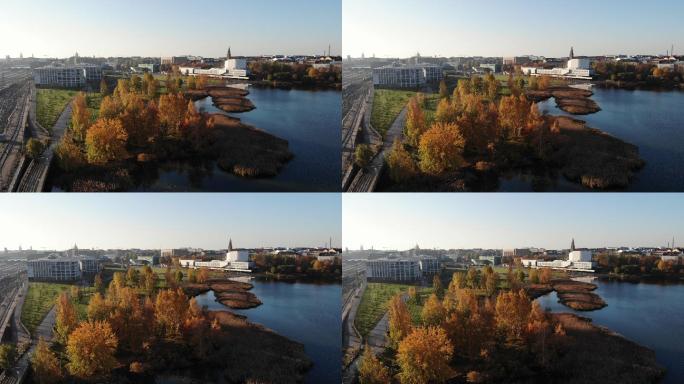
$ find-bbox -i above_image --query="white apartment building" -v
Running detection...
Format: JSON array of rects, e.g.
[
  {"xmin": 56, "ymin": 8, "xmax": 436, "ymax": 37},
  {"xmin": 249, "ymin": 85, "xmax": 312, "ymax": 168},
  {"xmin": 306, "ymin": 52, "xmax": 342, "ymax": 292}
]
[
  {"xmin": 521, "ymin": 249, "xmax": 595, "ymax": 272},
  {"xmin": 521, "ymin": 57, "xmax": 593, "ymax": 80}
]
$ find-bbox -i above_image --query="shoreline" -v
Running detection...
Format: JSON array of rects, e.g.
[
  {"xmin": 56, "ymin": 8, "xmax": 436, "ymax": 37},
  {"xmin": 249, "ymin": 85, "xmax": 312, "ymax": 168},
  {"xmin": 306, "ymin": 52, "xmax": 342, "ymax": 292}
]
[{"xmin": 526, "ymin": 279, "xmax": 606, "ymax": 311}]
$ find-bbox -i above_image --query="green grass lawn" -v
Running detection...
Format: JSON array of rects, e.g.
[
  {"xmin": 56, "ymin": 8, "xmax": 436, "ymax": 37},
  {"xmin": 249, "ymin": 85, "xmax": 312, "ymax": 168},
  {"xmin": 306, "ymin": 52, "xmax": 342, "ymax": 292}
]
[
  {"xmin": 370, "ymin": 89, "xmax": 417, "ymax": 137},
  {"xmin": 21, "ymin": 282, "xmax": 72, "ymax": 334},
  {"xmin": 36, "ymin": 89, "xmax": 77, "ymax": 130},
  {"xmin": 354, "ymin": 282, "xmax": 415, "ymax": 338},
  {"xmin": 406, "ymin": 286, "xmax": 434, "ymax": 325}
]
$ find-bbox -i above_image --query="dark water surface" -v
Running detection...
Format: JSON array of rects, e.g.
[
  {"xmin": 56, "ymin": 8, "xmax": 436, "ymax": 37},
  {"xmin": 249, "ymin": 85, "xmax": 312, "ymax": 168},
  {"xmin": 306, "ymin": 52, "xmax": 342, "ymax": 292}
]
[
  {"xmin": 536, "ymin": 280, "xmax": 684, "ymax": 383},
  {"xmin": 138, "ymin": 86, "xmax": 341, "ymax": 191},
  {"xmin": 502, "ymin": 88, "xmax": 684, "ymax": 191},
  {"xmin": 195, "ymin": 279, "xmax": 342, "ymax": 384}
]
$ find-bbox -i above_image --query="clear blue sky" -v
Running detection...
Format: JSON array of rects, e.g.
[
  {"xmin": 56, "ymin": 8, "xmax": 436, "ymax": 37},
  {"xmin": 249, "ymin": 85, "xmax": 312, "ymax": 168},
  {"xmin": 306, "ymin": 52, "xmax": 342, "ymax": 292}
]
[
  {"xmin": 0, "ymin": 194, "xmax": 341, "ymax": 251},
  {"xmin": 0, "ymin": 0, "xmax": 341, "ymax": 58},
  {"xmin": 344, "ymin": 0, "xmax": 684, "ymax": 58},
  {"xmin": 343, "ymin": 194, "xmax": 684, "ymax": 250}
]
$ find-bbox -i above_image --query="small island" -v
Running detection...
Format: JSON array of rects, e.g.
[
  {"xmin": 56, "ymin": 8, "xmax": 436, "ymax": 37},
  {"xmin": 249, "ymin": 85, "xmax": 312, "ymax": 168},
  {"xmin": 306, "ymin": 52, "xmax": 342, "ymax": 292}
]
[{"xmin": 183, "ymin": 279, "xmax": 262, "ymax": 309}]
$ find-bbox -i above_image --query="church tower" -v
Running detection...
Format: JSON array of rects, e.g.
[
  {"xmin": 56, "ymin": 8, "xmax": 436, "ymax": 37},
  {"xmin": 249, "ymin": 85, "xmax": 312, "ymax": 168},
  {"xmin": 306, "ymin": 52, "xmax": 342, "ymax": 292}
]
[
  {"xmin": 227, "ymin": 47, "xmax": 232, "ymax": 60},
  {"xmin": 569, "ymin": 46, "xmax": 575, "ymax": 59},
  {"xmin": 571, "ymin": 238, "xmax": 576, "ymax": 251},
  {"xmin": 228, "ymin": 237, "xmax": 233, "ymax": 252}
]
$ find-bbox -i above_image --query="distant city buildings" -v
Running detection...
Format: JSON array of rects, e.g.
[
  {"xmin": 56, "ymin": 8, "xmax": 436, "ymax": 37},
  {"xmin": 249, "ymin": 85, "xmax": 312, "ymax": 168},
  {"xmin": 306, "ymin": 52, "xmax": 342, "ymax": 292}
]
[{"xmin": 137, "ymin": 255, "xmax": 160, "ymax": 266}]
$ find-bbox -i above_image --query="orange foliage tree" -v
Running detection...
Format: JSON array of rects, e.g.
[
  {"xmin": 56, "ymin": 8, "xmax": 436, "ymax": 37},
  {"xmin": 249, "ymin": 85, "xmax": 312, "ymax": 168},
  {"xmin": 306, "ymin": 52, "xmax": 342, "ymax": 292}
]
[
  {"xmin": 66, "ymin": 320, "xmax": 118, "ymax": 379},
  {"xmin": 85, "ymin": 118, "xmax": 128, "ymax": 165},
  {"xmin": 418, "ymin": 122, "xmax": 465, "ymax": 175},
  {"xmin": 397, "ymin": 326, "xmax": 454, "ymax": 384}
]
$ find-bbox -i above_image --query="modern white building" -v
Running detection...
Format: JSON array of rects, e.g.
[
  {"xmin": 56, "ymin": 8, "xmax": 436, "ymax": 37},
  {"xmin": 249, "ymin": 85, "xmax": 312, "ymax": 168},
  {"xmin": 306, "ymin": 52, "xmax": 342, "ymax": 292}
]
[
  {"xmin": 33, "ymin": 64, "xmax": 102, "ymax": 88},
  {"xmin": 521, "ymin": 247, "xmax": 594, "ymax": 272},
  {"xmin": 179, "ymin": 239, "xmax": 254, "ymax": 272},
  {"xmin": 372, "ymin": 63, "xmax": 443, "ymax": 88},
  {"xmin": 178, "ymin": 58, "xmax": 249, "ymax": 79},
  {"xmin": 366, "ymin": 259, "xmax": 421, "ymax": 281},
  {"xmin": 28, "ymin": 256, "xmax": 83, "ymax": 281}
]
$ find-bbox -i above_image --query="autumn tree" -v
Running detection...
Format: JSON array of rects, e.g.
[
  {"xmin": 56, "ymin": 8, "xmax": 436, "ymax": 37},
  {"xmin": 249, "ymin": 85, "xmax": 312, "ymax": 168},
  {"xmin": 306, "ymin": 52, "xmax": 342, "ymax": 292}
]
[
  {"xmin": 421, "ymin": 293, "xmax": 445, "ymax": 326},
  {"xmin": 144, "ymin": 266, "xmax": 156, "ymax": 293},
  {"xmin": 158, "ymin": 92, "xmax": 188, "ymax": 138},
  {"xmin": 196, "ymin": 75, "xmax": 208, "ymax": 90},
  {"xmin": 99, "ymin": 95, "xmax": 123, "ymax": 120},
  {"xmin": 197, "ymin": 268, "xmax": 209, "ymax": 284},
  {"xmin": 31, "ymin": 338, "xmax": 63, "ymax": 384},
  {"xmin": 55, "ymin": 291, "xmax": 78, "ymax": 344},
  {"xmin": 187, "ymin": 75, "xmax": 197, "ymax": 90},
  {"xmin": 418, "ymin": 122, "xmax": 465, "ymax": 175},
  {"xmin": 529, "ymin": 268, "xmax": 540, "ymax": 284},
  {"xmin": 358, "ymin": 345, "xmax": 391, "ymax": 384},
  {"xmin": 387, "ymin": 138, "xmax": 418, "ymax": 183},
  {"xmin": 354, "ymin": 144, "xmax": 373, "ymax": 169},
  {"xmin": 433, "ymin": 274, "xmax": 444, "ymax": 297},
  {"xmin": 405, "ymin": 97, "xmax": 427, "ymax": 147},
  {"xmin": 147, "ymin": 78, "xmax": 159, "ymax": 99},
  {"xmin": 456, "ymin": 78, "xmax": 471, "ymax": 100},
  {"xmin": 66, "ymin": 320, "xmax": 118, "ymax": 379},
  {"xmin": 130, "ymin": 75, "xmax": 142, "ymax": 93},
  {"xmin": 155, "ymin": 288, "xmax": 189, "ymax": 339},
  {"xmin": 85, "ymin": 118, "xmax": 128, "ymax": 165},
  {"xmin": 540, "ymin": 268, "xmax": 552, "ymax": 284},
  {"xmin": 71, "ymin": 92, "xmax": 91, "ymax": 141},
  {"xmin": 55, "ymin": 134, "xmax": 86, "ymax": 172},
  {"xmin": 407, "ymin": 286, "xmax": 418, "ymax": 303},
  {"xmin": 388, "ymin": 294, "xmax": 412, "ymax": 349},
  {"xmin": 498, "ymin": 94, "xmax": 530, "ymax": 138},
  {"xmin": 435, "ymin": 98, "xmax": 458, "ymax": 123},
  {"xmin": 94, "ymin": 273, "xmax": 104, "ymax": 294},
  {"xmin": 538, "ymin": 75, "xmax": 551, "ymax": 90},
  {"xmin": 26, "ymin": 138, "xmax": 45, "ymax": 159},
  {"xmin": 439, "ymin": 79, "xmax": 448, "ymax": 99},
  {"xmin": 484, "ymin": 73, "xmax": 499, "ymax": 100},
  {"xmin": 0, "ymin": 344, "xmax": 16, "ymax": 370},
  {"xmin": 397, "ymin": 326, "xmax": 454, "ymax": 384},
  {"xmin": 466, "ymin": 267, "xmax": 479, "ymax": 289},
  {"xmin": 100, "ymin": 78, "xmax": 109, "ymax": 95},
  {"xmin": 495, "ymin": 289, "xmax": 532, "ymax": 343},
  {"xmin": 87, "ymin": 293, "xmax": 112, "ymax": 321}
]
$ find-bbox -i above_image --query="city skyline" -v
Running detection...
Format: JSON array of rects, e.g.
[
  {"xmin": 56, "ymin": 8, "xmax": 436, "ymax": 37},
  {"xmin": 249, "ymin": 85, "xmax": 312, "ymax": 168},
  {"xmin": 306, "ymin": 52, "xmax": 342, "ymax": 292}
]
[
  {"xmin": 0, "ymin": 0, "xmax": 341, "ymax": 58},
  {"xmin": 343, "ymin": 0, "xmax": 684, "ymax": 58},
  {"xmin": 343, "ymin": 194, "xmax": 684, "ymax": 250},
  {"xmin": 0, "ymin": 194, "xmax": 341, "ymax": 250}
]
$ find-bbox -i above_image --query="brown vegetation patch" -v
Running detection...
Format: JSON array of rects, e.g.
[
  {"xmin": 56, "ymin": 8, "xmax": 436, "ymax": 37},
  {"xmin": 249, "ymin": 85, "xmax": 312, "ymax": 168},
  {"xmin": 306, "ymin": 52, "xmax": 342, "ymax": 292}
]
[
  {"xmin": 546, "ymin": 116, "xmax": 645, "ymax": 189},
  {"xmin": 525, "ymin": 283, "xmax": 553, "ymax": 299},
  {"xmin": 526, "ymin": 87, "xmax": 600, "ymax": 115},
  {"xmin": 205, "ymin": 310, "xmax": 313, "ymax": 383},
  {"xmin": 551, "ymin": 280, "xmax": 605, "ymax": 311},
  {"xmin": 214, "ymin": 291, "xmax": 262, "ymax": 309},
  {"xmin": 185, "ymin": 279, "xmax": 262, "ymax": 309},
  {"xmin": 549, "ymin": 313, "xmax": 665, "ymax": 383},
  {"xmin": 210, "ymin": 114, "xmax": 293, "ymax": 178}
]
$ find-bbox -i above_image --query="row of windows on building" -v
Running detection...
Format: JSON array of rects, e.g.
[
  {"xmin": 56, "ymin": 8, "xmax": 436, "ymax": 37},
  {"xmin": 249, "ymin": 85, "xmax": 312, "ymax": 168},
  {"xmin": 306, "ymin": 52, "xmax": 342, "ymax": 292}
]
[
  {"xmin": 33, "ymin": 64, "xmax": 102, "ymax": 88},
  {"xmin": 372, "ymin": 64, "xmax": 443, "ymax": 88},
  {"xmin": 27, "ymin": 257, "xmax": 101, "ymax": 281},
  {"xmin": 366, "ymin": 258, "xmax": 440, "ymax": 281}
]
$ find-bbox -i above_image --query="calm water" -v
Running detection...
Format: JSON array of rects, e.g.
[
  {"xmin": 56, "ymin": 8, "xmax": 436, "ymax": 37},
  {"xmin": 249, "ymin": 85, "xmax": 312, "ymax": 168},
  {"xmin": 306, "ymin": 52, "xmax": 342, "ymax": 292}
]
[
  {"xmin": 195, "ymin": 280, "xmax": 342, "ymax": 384},
  {"xmin": 536, "ymin": 280, "xmax": 684, "ymax": 383},
  {"xmin": 502, "ymin": 88, "xmax": 684, "ymax": 191},
  {"xmin": 138, "ymin": 86, "xmax": 341, "ymax": 192}
]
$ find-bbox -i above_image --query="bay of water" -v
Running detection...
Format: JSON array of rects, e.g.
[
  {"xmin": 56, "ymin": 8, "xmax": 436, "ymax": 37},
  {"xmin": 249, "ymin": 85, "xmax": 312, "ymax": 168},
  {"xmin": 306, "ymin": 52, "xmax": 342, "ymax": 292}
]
[
  {"xmin": 195, "ymin": 279, "xmax": 342, "ymax": 384},
  {"xmin": 536, "ymin": 280, "xmax": 684, "ymax": 383}
]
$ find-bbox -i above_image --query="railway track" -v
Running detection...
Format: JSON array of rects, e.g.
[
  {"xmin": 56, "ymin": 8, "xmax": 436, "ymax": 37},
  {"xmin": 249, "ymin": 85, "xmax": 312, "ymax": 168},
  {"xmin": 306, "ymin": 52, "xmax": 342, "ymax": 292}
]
[
  {"xmin": 15, "ymin": 158, "xmax": 45, "ymax": 192},
  {"xmin": 0, "ymin": 83, "xmax": 31, "ymax": 190}
]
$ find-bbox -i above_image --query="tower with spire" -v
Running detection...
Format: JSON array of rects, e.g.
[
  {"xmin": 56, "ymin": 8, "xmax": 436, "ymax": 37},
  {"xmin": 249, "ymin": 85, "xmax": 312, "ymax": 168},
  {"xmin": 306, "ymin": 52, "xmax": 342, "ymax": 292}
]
[
  {"xmin": 571, "ymin": 238, "xmax": 576, "ymax": 251},
  {"xmin": 569, "ymin": 47, "xmax": 575, "ymax": 59},
  {"xmin": 228, "ymin": 237, "xmax": 233, "ymax": 252},
  {"xmin": 227, "ymin": 47, "xmax": 232, "ymax": 60}
]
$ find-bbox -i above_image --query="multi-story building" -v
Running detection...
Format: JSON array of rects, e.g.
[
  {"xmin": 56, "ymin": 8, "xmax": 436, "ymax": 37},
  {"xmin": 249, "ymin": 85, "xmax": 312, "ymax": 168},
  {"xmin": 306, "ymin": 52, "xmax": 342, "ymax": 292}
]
[
  {"xmin": 503, "ymin": 56, "xmax": 531, "ymax": 66},
  {"xmin": 161, "ymin": 248, "xmax": 189, "ymax": 258},
  {"xmin": 34, "ymin": 66, "xmax": 85, "ymax": 88},
  {"xmin": 366, "ymin": 259, "xmax": 421, "ymax": 281},
  {"xmin": 78, "ymin": 256, "xmax": 100, "ymax": 274},
  {"xmin": 179, "ymin": 239, "xmax": 254, "ymax": 272},
  {"xmin": 479, "ymin": 63, "xmax": 501, "ymax": 73},
  {"xmin": 372, "ymin": 63, "xmax": 443, "ymax": 88},
  {"xmin": 479, "ymin": 255, "xmax": 502, "ymax": 266},
  {"xmin": 418, "ymin": 257, "xmax": 440, "ymax": 274},
  {"xmin": 137, "ymin": 63, "xmax": 160, "ymax": 73},
  {"xmin": 502, "ymin": 248, "xmax": 531, "ymax": 258},
  {"xmin": 27, "ymin": 256, "xmax": 82, "ymax": 281},
  {"xmin": 34, "ymin": 64, "xmax": 102, "ymax": 88},
  {"xmin": 138, "ymin": 255, "xmax": 160, "ymax": 266}
]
